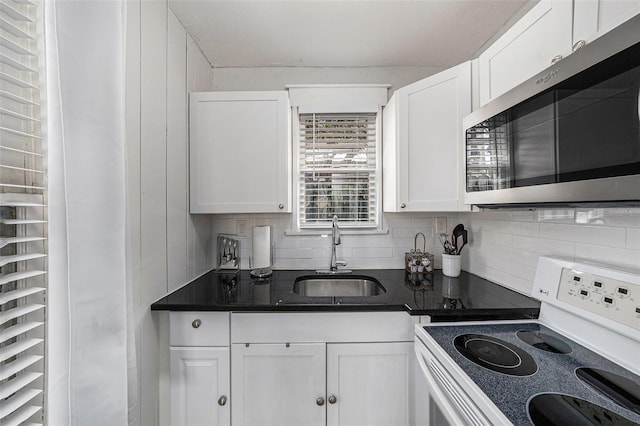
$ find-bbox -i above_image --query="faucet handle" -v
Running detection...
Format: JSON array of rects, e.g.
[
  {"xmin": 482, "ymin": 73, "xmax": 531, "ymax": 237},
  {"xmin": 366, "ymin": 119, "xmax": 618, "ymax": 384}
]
[{"xmin": 336, "ymin": 260, "xmax": 347, "ymax": 267}]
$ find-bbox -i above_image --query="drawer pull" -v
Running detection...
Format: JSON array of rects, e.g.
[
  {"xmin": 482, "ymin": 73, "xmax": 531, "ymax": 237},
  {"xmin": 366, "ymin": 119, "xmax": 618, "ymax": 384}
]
[{"xmin": 191, "ymin": 319, "xmax": 201, "ymax": 329}]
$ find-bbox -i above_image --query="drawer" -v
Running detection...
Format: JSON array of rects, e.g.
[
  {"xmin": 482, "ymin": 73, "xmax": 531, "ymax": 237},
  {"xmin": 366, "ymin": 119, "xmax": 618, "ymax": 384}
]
[{"xmin": 170, "ymin": 312, "xmax": 230, "ymax": 346}]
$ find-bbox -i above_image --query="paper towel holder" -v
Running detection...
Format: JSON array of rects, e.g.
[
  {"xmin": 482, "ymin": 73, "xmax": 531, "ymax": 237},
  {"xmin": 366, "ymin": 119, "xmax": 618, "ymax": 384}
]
[{"xmin": 250, "ymin": 225, "xmax": 273, "ymax": 278}]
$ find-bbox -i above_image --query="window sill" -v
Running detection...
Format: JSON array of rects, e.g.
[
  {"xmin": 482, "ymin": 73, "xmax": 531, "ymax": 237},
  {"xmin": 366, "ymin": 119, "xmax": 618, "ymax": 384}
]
[{"xmin": 284, "ymin": 228, "xmax": 389, "ymax": 237}]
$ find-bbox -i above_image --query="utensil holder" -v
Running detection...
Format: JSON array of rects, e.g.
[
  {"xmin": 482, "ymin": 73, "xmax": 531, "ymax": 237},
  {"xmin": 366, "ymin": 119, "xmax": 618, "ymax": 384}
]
[
  {"xmin": 405, "ymin": 233, "xmax": 434, "ymax": 274},
  {"xmin": 442, "ymin": 253, "xmax": 461, "ymax": 277}
]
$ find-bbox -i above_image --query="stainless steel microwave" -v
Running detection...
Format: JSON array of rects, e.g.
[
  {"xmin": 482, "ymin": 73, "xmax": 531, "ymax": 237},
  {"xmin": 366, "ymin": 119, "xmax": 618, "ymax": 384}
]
[{"xmin": 463, "ymin": 13, "xmax": 640, "ymax": 208}]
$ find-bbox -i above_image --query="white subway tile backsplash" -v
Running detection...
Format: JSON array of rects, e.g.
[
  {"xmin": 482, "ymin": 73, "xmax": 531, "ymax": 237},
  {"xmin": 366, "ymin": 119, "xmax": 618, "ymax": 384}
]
[
  {"xmin": 275, "ymin": 247, "xmax": 313, "ymax": 259},
  {"xmin": 211, "ymin": 207, "xmax": 640, "ymax": 296},
  {"xmin": 539, "ymin": 223, "xmax": 627, "ymax": 248},
  {"xmin": 574, "ymin": 244, "xmax": 640, "ymax": 271},
  {"xmin": 511, "ymin": 235, "xmax": 575, "ymax": 258},
  {"xmin": 383, "ymin": 214, "xmax": 414, "ymax": 228}
]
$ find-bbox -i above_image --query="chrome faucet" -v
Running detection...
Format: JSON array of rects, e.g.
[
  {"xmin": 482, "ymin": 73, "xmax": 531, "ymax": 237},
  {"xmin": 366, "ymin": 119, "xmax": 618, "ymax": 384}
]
[
  {"xmin": 315, "ymin": 215, "xmax": 351, "ymax": 274},
  {"xmin": 329, "ymin": 215, "xmax": 348, "ymax": 272}
]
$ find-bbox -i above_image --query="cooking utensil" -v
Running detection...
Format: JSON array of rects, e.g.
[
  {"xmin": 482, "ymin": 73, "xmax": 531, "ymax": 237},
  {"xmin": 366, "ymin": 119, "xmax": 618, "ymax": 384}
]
[
  {"xmin": 456, "ymin": 229, "xmax": 468, "ymax": 255},
  {"xmin": 439, "ymin": 233, "xmax": 456, "ymax": 255},
  {"xmin": 451, "ymin": 224, "xmax": 465, "ymax": 255}
]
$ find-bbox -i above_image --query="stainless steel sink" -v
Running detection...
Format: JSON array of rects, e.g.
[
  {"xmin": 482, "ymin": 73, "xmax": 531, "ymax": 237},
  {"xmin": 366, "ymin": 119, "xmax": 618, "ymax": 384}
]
[{"xmin": 292, "ymin": 276, "xmax": 385, "ymax": 297}]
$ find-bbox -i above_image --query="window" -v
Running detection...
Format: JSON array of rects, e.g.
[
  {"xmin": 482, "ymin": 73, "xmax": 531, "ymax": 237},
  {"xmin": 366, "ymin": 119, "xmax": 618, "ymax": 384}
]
[
  {"xmin": 288, "ymin": 85, "xmax": 387, "ymax": 231},
  {"xmin": 0, "ymin": 0, "xmax": 47, "ymax": 424},
  {"xmin": 297, "ymin": 112, "xmax": 379, "ymax": 227}
]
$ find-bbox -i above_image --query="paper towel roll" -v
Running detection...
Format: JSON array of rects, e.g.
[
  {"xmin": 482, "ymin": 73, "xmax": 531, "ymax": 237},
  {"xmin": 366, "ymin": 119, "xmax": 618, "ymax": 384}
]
[{"xmin": 252, "ymin": 226, "xmax": 271, "ymax": 269}]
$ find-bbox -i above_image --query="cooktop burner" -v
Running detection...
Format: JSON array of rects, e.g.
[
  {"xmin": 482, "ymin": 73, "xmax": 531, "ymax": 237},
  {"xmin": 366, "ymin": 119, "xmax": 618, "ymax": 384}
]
[
  {"xmin": 453, "ymin": 333, "xmax": 538, "ymax": 376},
  {"xmin": 528, "ymin": 393, "xmax": 638, "ymax": 426},
  {"xmin": 576, "ymin": 368, "xmax": 640, "ymax": 416},
  {"xmin": 517, "ymin": 330, "xmax": 572, "ymax": 354}
]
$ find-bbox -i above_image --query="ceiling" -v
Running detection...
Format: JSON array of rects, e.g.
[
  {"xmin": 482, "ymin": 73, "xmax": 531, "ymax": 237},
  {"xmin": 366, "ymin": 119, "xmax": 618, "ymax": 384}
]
[{"xmin": 169, "ymin": 0, "xmax": 535, "ymax": 69}]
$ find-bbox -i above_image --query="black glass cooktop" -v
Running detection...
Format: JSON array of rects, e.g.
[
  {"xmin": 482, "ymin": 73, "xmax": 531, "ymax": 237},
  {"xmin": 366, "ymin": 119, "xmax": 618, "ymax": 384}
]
[{"xmin": 422, "ymin": 322, "xmax": 640, "ymax": 425}]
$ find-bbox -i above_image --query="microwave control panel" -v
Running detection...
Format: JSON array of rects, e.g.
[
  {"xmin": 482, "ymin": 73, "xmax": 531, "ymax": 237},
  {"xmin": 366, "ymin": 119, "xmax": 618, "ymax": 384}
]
[{"xmin": 558, "ymin": 267, "xmax": 639, "ymax": 332}]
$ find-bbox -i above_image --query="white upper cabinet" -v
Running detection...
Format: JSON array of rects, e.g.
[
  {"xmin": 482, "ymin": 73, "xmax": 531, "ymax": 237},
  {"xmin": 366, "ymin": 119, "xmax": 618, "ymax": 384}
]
[
  {"xmin": 573, "ymin": 0, "xmax": 640, "ymax": 46},
  {"xmin": 189, "ymin": 91, "xmax": 291, "ymax": 213},
  {"xmin": 383, "ymin": 61, "xmax": 472, "ymax": 212},
  {"xmin": 478, "ymin": 0, "xmax": 574, "ymax": 105},
  {"xmin": 478, "ymin": 0, "xmax": 640, "ymax": 106}
]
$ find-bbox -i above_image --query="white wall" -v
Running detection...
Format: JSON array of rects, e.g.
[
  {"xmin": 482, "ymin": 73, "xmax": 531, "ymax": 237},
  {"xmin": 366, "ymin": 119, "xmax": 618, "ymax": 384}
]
[{"xmin": 126, "ymin": 2, "xmax": 214, "ymax": 424}]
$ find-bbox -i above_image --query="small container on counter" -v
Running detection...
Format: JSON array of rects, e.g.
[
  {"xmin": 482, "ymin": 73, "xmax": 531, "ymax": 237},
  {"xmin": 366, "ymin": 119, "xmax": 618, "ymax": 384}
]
[{"xmin": 405, "ymin": 232, "xmax": 434, "ymax": 274}]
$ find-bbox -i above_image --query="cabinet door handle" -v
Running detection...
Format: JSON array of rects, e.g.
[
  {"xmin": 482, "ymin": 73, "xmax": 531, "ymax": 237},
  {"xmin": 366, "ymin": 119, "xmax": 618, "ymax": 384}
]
[
  {"xmin": 572, "ymin": 40, "xmax": 586, "ymax": 52},
  {"xmin": 328, "ymin": 395, "xmax": 337, "ymax": 404},
  {"xmin": 316, "ymin": 397, "xmax": 325, "ymax": 406},
  {"xmin": 218, "ymin": 395, "xmax": 227, "ymax": 406},
  {"xmin": 400, "ymin": 203, "xmax": 406, "ymax": 209},
  {"xmin": 278, "ymin": 204, "xmax": 284, "ymax": 210},
  {"xmin": 191, "ymin": 319, "xmax": 201, "ymax": 329},
  {"xmin": 551, "ymin": 55, "xmax": 563, "ymax": 64}
]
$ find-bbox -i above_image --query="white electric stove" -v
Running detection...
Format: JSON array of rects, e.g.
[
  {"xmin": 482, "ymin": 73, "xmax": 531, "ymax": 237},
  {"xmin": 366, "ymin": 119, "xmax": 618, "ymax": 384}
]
[{"xmin": 415, "ymin": 256, "xmax": 640, "ymax": 426}]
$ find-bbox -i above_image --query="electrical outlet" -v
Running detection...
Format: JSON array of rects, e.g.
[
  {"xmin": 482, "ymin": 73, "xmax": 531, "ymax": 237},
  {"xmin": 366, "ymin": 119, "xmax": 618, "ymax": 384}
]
[
  {"xmin": 436, "ymin": 217, "xmax": 447, "ymax": 235},
  {"xmin": 236, "ymin": 219, "xmax": 249, "ymax": 237}
]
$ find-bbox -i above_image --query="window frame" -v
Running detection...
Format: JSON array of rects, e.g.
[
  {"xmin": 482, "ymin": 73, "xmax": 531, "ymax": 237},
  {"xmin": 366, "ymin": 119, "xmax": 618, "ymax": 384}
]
[{"xmin": 292, "ymin": 106, "xmax": 383, "ymax": 231}]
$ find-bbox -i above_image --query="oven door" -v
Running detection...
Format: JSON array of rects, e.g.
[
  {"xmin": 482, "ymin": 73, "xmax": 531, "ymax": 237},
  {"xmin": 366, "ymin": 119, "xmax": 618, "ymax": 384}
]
[{"xmin": 414, "ymin": 337, "xmax": 492, "ymax": 426}]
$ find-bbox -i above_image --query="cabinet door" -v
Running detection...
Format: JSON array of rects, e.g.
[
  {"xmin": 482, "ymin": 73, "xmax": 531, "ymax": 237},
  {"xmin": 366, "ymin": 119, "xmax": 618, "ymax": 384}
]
[
  {"xmin": 170, "ymin": 347, "xmax": 230, "ymax": 426},
  {"xmin": 190, "ymin": 91, "xmax": 291, "ymax": 213},
  {"xmin": 383, "ymin": 61, "xmax": 471, "ymax": 212},
  {"xmin": 231, "ymin": 343, "xmax": 326, "ymax": 426},
  {"xmin": 478, "ymin": 0, "xmax": 573, "ymax": 105},
  {"xmin": 573, "ymin": 0, "xmax": 640, "ymax": 46},
  {"xmin": 326, "ymin": 342, "xmax": 413, "ymax": 426}
]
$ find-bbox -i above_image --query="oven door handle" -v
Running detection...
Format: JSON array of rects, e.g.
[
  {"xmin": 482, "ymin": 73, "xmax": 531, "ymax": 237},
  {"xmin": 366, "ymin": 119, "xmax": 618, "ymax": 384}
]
[{"xmin": 415, "ymin": 343, "xmax": 490, "ymax": 426}]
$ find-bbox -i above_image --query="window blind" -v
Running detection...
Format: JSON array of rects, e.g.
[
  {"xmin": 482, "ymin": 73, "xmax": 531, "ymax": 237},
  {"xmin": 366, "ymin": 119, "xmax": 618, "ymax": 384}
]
[
  {"xmin": 298, "ymin": 112, "xmax": 378, "ymax": 227},
  {"xmin": 0, "ymin": 0, "xmax": 47, "ymax": 425}
]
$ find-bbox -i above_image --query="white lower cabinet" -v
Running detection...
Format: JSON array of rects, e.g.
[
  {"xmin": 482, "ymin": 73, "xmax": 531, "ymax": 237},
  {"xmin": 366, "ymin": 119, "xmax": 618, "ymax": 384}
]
[
  {"xmin": 231, "ymin": 343, "xmax": 327, "ymax": 426},
  {"xmin": 169, "ymin": 312, "xmax": 231, "ymax": 426},
  {"xmin": 169, "ymin": 312, "xmax": 415, "ymax": 426},
  {"xmin": 326, "ymin": 342, "xmax": 413, "ymax": 426},
  {"xmin": 170, "ymin": 347, "xmax": 230, "ymax": 426},
  {"xmin": 231, "ymin": 341, "xmax": 412, "ymax": 426}
]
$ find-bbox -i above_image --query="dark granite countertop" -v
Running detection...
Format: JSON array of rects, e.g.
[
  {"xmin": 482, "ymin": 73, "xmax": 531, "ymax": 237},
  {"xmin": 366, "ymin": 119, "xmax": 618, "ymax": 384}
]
[{"xmin": 151, "ymin": 269, "xmax": 540, "ymax": 321}]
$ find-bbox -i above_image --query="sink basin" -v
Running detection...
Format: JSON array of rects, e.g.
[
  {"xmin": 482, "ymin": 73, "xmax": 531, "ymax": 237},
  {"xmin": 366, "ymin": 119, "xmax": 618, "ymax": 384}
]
[{"xmin": 293, "ymin": 276, "xmax": 386, "ymax": 297}]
